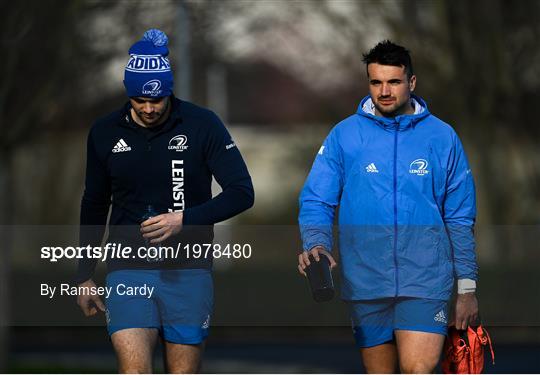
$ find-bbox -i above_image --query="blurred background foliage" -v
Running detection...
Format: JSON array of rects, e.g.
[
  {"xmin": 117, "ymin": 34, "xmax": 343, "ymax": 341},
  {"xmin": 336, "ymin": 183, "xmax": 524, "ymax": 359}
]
[
  {"xmin": 1, "ymin": 0, "xmax": 539, "ymax": 225},
  {"xmin": 1, "ymin": 0, "xmax": 540, "ymax": 372}
]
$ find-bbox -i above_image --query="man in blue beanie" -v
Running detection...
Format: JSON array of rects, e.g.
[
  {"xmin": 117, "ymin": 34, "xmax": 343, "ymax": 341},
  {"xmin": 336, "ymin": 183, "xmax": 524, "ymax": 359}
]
[{"xmin": 76, "ymin": 29, "xmax": 254, "ymax": 373}]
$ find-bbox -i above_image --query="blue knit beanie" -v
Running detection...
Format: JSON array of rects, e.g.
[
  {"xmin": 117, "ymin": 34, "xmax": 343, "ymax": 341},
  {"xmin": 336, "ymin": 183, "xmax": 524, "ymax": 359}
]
[{"xmin": 123, "ymin": 29, "xmax": 174, "ymax": 98}]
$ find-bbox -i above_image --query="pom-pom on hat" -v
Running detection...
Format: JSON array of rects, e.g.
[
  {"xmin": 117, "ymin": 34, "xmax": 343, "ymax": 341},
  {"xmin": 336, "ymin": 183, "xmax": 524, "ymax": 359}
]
[{"xmin": 123, "ymin": 29, "xmax": 174, "ymax": 98}]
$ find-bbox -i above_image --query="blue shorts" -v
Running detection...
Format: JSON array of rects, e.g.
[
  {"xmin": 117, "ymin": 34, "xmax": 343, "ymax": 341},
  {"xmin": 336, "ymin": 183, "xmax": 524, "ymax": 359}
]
[
  {"xmin": 105, "ymin": 269, "xmax": 213, "ymax": 344},
  {"xmin": 348, "ymin": 297, "xmax": 449, "ymax": 348}
]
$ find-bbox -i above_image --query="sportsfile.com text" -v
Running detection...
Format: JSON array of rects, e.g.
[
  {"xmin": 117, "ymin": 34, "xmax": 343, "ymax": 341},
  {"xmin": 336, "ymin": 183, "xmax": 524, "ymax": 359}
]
[{"xmin": 41, "ymin": 243, "xmax": 253, "ymax": 262}]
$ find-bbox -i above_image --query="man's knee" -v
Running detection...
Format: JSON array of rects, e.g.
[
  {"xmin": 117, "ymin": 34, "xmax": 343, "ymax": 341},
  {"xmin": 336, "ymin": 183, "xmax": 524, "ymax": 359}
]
[
  {"xmin": 165, "ymin": 342, "xmax": 203, "ymax": 374},
  {"xmin": 360, "ymin": 342, "xmax": 398, "ymax": 374},
  {"xmin": 363, "ymin": 362, "xmax": 397, "ymax": 374},
  {"xmin": 111, "ymin": 328, "xmax": 158, "ymax": 373},
  {"xmin": 399, "ymin": 358, "xmax": 438, "ymax": 374},
  {"xmin": 118, "ymin": 365, "xmax": 152, "ymax": 374},
  {"xmin": 168, "ymin": 362, "xmax": 200, "ymax": 374}
]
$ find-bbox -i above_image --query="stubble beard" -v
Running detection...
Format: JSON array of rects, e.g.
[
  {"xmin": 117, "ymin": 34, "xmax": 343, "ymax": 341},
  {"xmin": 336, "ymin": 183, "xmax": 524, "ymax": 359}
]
[
  {"xmin": 374, "ymin": 98, "xmax": 411, "ymax": 118},
  {"xmin": 139, "ymin": 112, "xmax": 162, "ymax": 126},
  {"xmin": 137, "ymin": 99, "xmax": 169, "ymax": 127}
]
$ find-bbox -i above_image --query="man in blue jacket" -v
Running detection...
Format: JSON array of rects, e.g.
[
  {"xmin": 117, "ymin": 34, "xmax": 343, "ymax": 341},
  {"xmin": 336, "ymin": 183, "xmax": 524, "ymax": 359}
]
[
  {"xmin": 76, "ymin": 29, "xmax": 254, "ymax": 373},
  {"xmin": 298, "ymin": 40, "xmax": 479, "ymax": 373}
]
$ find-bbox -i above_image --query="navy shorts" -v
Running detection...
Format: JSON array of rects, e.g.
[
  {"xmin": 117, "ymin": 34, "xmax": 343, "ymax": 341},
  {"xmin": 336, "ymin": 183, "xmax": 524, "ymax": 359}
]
[
  {"xmin": 348, "ymin": 297, "xmax": 449, "ymax": 348},
  {"xmin": 105, "ymin": 269, "xmax": 213, "ymax": 344}
]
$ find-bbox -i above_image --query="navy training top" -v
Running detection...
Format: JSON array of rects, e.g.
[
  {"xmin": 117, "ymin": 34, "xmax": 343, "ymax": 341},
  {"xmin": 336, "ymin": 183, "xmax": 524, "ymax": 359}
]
[{"xmin": 76, "ymin": 96, "xmax": 254, "ymax": 283}]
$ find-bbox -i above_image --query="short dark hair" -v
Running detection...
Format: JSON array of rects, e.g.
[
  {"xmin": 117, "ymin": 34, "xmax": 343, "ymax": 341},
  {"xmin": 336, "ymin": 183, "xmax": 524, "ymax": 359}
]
[{"xmin": 362, "ymin": 40, "xmax": 414, "ymax": 78}]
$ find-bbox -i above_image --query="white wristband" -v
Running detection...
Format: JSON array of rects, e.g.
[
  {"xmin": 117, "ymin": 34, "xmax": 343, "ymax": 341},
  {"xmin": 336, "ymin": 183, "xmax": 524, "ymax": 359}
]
[{"xmin": 457, "ymin": 279, "xmax": 476, "ymax": 294}]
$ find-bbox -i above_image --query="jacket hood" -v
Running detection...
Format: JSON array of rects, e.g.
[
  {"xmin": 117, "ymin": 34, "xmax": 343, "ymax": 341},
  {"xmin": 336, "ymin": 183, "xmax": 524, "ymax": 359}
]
[{"xmin": 356, "ymin": 94, "xmax": 431, "ymax": 130}]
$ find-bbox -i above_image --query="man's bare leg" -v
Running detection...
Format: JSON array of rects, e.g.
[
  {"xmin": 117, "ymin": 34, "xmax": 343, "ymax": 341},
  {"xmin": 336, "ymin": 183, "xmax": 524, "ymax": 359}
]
[
  {"xmin": 165, "ymin": 341, "xmax": 204, "ymax": 373},
  {"xmin": 359, "ymin": 341, "xmax": 398, "ymax": 374},
  {"xmin": 111, "ymin": 328, "xmax": 159, "ymax": 373},
  {"xmin": 395, "ymin": 330, "xmax": 445, "ymax": 373}
]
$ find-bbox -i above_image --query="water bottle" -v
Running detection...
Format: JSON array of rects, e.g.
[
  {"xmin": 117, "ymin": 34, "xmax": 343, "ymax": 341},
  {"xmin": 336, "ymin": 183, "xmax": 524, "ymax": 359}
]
[
  {"xmin": 306, "ymin": 254, "xmax": 335, "ymax": 302},
  {"xmin": 141, "ymin": 205, "xmax": 163, "ymax": 262}
]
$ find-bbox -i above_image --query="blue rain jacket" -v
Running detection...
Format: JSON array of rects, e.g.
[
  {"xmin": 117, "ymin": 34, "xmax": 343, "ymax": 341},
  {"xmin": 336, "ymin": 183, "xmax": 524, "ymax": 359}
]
[{"xmin": 299, "ymin": 95, "xmax": 478, "ymax": 301}]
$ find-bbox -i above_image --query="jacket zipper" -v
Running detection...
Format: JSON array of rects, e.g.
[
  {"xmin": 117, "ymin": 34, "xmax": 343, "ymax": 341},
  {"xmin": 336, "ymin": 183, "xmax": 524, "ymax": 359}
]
[{"xmin": 393, "ymin": 123, "xmax": 399, "ymax": 297}]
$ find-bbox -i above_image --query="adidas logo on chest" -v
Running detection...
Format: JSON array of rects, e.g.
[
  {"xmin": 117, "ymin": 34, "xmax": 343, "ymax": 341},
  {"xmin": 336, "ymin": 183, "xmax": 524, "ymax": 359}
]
[
  {"xmin": 112, "ymin": 138, "xmax": 132, "ymax": 153},
  {"xmin": 365, "ymin": 163, "xmax": 379, "ymax": 173}
]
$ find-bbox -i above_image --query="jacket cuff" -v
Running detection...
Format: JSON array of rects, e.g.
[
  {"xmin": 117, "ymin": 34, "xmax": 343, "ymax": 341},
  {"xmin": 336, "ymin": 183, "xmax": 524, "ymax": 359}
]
[
  {"xmin": 303, "ymin": 239, "xmax": 332, "ymax": 253},
  {"xmin": 182, "ymin": 208, "xmax": 207, "ymax": 226}
]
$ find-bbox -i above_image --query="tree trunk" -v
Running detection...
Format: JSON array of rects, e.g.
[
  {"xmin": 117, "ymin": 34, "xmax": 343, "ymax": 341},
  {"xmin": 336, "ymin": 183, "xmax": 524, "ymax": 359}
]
[{"xmin": 0, "ymin": 151, "xmax": 13, "ymax": 371}]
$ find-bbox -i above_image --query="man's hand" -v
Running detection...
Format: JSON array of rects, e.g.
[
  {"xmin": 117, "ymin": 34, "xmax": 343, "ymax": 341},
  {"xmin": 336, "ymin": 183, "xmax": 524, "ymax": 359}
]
[
  {"xmin": 140, "ymin": 212, "xmax": 183, "ymax": 243},
  {"xmin": 454, "ymin": 292, "xmax": 479, "ymax": 330},
  {"xmin": 298, "ymin": 245, "xmax": 337, "ymax": 277},
  {"xmin": 76, "ymin": 279, "xmax": 106, "ymax": 317}
]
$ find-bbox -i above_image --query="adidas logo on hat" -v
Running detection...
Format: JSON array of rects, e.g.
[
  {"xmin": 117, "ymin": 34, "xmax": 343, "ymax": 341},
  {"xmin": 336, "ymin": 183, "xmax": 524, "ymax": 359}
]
[{"xmin": 112, "ymin": 138, "xmax": 132, "ymax": 153}]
